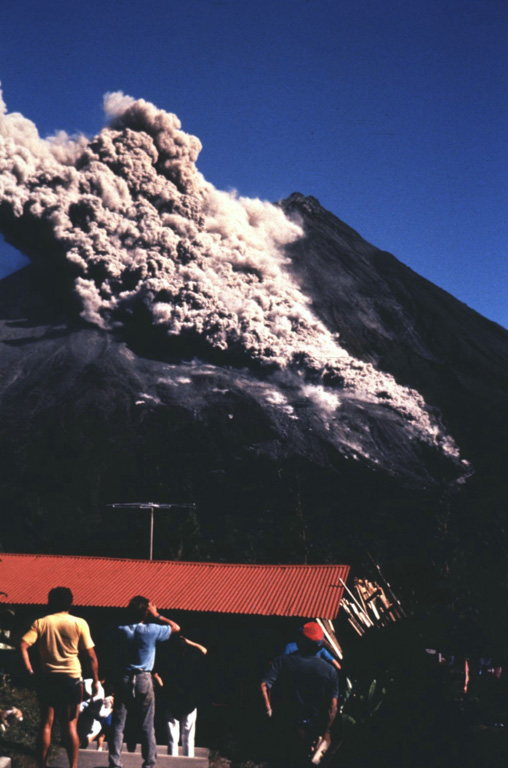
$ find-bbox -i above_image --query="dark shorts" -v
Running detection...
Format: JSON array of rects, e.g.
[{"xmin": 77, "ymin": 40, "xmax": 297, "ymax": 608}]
[{"xmin": 38, "ymin": 674, "xmax": 83, "ymax": 715}]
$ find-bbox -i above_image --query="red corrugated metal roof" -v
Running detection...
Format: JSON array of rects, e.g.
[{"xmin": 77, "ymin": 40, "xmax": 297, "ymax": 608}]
[{"xmin": 0, "ymin": 554, "xmax": 349, "ymax": 619}]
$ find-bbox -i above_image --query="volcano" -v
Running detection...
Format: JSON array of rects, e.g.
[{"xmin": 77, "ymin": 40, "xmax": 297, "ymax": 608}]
[
  {"xmin": 0, "ymin": 93, "xmax": 507, "ymax": 642},
  {"xmin": 0, "ymin": 191, "xmax": 506, "ymax": 556}
]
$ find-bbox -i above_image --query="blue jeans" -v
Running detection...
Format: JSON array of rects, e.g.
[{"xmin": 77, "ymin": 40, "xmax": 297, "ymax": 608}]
[{"xmin": 109, "ymin": 672, "xmax": 156, "ymax": 768}]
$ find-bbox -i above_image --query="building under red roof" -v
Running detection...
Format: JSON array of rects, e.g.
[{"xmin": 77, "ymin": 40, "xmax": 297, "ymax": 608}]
[{"xmin": 0, "ymin": 554, "xmax": 349, "ymax": 620}]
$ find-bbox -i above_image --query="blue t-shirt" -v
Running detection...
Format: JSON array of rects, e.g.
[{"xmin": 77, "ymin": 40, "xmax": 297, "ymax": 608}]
[
  {"xmin": 283, "ymin": 642, "xmax": 336, "ymax": 665},
  {"xmin": 114, "ymin": 622, "xmax": 172, "ymax": 673},
  {"xmin": 263, "ymin": 653, "xmax": 339, "ymax": 726}
]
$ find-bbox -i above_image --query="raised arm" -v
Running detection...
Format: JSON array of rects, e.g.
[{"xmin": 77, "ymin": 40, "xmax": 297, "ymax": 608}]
[
  {"xmin": 181, "ymin": 636, "xmax": 207, "ymax": 655},
  {"xmin": 147, "ymin": 601, "xmax": 180, "ymax": 633}
]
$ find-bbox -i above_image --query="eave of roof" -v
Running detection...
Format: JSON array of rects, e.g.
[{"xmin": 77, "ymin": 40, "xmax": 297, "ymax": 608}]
[{"xmin": 0, "ymin": 554, "xmax": 349, "ymax": 620}]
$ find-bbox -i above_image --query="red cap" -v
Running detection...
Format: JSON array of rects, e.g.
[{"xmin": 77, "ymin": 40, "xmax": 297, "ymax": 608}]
[{"xmin": 301, "ymin": 621, "xmax": 324, "ymax": 642}]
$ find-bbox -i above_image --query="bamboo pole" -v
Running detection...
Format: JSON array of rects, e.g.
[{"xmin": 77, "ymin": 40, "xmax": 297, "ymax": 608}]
[
  {"xmin": 354, "ymin": 579, "xmax": 370, "ymax": 615},
  {"xmin": 339, "ymin": 578, "xmax": 374, "ymax": 626},
  {"xmin": 325, "ymin": 618, "xmax": 343, "ymax": 654},
  {"xmin": 358, "ymin": 580, "xmax": 382, "ymax": 622},
  {"xmin": 367, "ymin": 552, "xmax": 407, "ymax": 618},
  {"xmin": 316, "ymin": 617, "xmax": 343, "ymax": 660},
  {"xmin": 341, "ymin": 600, "xmax": 365, "ymax": 635}
]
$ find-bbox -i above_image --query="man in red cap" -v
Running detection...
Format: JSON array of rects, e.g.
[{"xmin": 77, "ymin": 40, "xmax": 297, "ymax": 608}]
[
  {"xmin": 261, "ymin": 621, "xmax": 338, "ymax": 767},
  {"xmin": 283, "ymin": 623, "xmax": 341, "ymax": 670}
]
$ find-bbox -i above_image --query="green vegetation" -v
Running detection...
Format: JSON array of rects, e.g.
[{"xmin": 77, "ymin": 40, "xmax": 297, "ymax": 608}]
[{"xmin": 0, "ymin": 680, "xmax": 39, "ymax": 768}]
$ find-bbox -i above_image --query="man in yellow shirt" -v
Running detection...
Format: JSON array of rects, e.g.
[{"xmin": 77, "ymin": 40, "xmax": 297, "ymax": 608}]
[{"xmin": 20, "ymin": 587, "xmax": 99, "ymax": 768}]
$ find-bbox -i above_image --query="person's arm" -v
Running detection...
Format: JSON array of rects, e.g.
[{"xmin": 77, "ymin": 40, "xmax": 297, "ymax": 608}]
[
  {"xmin": 181, "ymin": 637, "xmax": 207, "ymax": 655},
  {"xmin": 19, "ymin": 639, "xmax": 35, "ymax": 676},
  {"xmin": 464, "ymin": 658, "xmax": 470, "ymax": 694},
  {"xmin": 147, "ymin": 602, "xmax": 180, "ymax": 633},
  {"xmin": 319, "ymin": 647, "xmax": 342, "ymax": 670},
  {"xmin": 321, "ymin": 697, "xmax": 338, "ymax": 743},
  {"xmin": 260, "ymin": 656, "xmax": 280, "ymax": 718},
  {"xmin": 85, "ymin": 647, "xmax": 100, "ymax": 694},
  {"xmin": 260, "ymin": 681, "xmax": 272, "ymax": 717}
]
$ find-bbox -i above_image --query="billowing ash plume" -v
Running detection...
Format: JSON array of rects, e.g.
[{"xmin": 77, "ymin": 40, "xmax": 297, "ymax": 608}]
[{"xmin": 0, "ymin": 87, "xmax": 462, "ymax": 462}]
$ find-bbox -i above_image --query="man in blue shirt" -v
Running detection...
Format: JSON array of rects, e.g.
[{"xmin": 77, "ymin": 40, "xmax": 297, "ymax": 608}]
[
  {"xmin": 108, "ymin": 596, "xmax": 180, "ymax": 768},
  {"xmin": 261, "ymin": 622, "xmax": 338, "ymax": 767}
]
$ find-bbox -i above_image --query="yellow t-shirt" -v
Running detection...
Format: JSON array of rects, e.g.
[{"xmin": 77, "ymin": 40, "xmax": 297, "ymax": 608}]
[{"xmin": 22, "ymin": 612, "xmax": 94, "ymax": 677}]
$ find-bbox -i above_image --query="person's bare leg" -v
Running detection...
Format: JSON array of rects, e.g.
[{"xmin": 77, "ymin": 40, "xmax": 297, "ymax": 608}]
[
  {"xmin": 37, "ymin": 705, "xmax": 55, "ymax": 768},
  {"xmin": 62, "ymin": 706, "xmax": 80, "ymax": 768}
]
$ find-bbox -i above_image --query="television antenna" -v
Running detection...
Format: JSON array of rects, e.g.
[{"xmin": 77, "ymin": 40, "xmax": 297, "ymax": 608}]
[{"xmin": 107, "ymin": 502, "xmax": 196, "ymax": 560}]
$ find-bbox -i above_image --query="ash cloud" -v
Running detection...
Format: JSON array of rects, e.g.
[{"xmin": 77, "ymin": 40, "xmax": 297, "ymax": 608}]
[{"xmin": 0, "ymin": 87, "xmax": 463, "ymax": 462}]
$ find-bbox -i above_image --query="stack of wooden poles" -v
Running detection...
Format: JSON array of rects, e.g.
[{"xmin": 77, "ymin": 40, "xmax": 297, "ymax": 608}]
[
  {"xmin": 313, "ymin": 568, "xmax": 406, "ymax": 664},
  {"xmin": 338, "ymin": 576, "xmax": 405, "ymax": 636}
]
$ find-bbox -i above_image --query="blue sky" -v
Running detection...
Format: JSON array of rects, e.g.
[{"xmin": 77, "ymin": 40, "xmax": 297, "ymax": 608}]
[{"xmin": 1, "ymin": 0, "xmax": 506, "ymax": 327}]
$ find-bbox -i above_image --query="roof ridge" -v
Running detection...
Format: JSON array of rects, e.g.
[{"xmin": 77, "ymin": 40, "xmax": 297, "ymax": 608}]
[{"xmin": 0, "ymin": 553, "xmax": 343, "ymax": 569}]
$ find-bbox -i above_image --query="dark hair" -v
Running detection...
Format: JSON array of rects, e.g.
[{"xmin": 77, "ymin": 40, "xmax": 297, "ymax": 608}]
[
  {"xmin": 48, "ymin": 587, "xmax": 73, "ymax": 612},
  {"xmin": 296, "ymin": 633, "xmax": 322, "ymax": 657},
  {"xmin": 127, "ymin": 595, "xmax": 150, "ymax": 623}
]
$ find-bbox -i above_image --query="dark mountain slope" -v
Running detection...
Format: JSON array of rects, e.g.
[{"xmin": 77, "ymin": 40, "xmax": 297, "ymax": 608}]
[
  {"xmin": 277, "ymin": 194, "xmax": 508, "ymax": 648},
  {"xmin": 282, "ymin": 193, "xmax": 508, "ymax": 477},
  {"xmin": 0, "ymin": 261, "xmax": 451, "ymax": 562}
]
